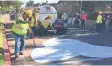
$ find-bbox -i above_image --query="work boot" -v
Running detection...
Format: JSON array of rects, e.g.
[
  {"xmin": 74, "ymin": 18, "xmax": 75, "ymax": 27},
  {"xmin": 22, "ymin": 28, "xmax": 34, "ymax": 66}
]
[
  {"xmin": 15, "ymin": 54, "xmax": 19, "ymax": 58},
  {"xmin": 19, "ymin": 52, "xmax": 23, "ymax": 55}
]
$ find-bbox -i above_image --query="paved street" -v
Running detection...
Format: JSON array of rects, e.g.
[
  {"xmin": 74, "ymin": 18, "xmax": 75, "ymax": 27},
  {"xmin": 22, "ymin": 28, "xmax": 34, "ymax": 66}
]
[
  {"xmin": 6, "ymin": 28, "xmax": 112, "ymax": 65},
  {"xmin": 3, "ymin": 14, "xmax": 112, "ymax": 65}
]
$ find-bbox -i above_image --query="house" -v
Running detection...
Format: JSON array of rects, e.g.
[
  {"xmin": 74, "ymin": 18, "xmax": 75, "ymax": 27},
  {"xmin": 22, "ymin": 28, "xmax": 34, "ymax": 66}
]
[
  {"xmin": 48, "ymin": 1, "xmax": 76, "ymax": 18},
  {"xmin": 56, "ymin": 1, "xmax": 76, "ymax": 14}
]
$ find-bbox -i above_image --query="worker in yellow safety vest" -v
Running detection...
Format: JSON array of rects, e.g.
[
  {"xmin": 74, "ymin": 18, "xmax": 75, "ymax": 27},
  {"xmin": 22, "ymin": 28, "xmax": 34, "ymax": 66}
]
[
  {"xmin": 0, "ymin": 15, "xmax": 2, "ymax": 27},
  {"xmin": 30, "ymin": 8, "xmax": 40, "ymax": 36},
  {"xmin": 0, "ymin": 15, "xmax": 5, "ymax": 33},
  {"xmin": 41, "ymin": 14, "xmax": 55, "ymax": 35},
  {"xmin": 96, "ymin": 11, "xmax": 103, "ymax": 32},
  {"xmin": 12, "ymin": 9, "xmax": 33, "ymax": 59}
]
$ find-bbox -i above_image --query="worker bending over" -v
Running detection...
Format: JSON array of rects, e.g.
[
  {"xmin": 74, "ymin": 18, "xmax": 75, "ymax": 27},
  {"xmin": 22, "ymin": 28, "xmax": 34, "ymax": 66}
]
[
  {"xmin": 30, "ymin": 8, "xmax": 40, "ymax": 36},
  {"xmin": 41, "ymin": 14, "xmax": 54, "ymax": 35}
]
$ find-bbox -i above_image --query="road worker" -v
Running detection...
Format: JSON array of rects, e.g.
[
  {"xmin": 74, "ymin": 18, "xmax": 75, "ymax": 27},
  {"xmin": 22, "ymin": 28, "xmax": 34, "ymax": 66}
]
[
  {"xmin": 12, "ymin": 9, "xmax": 33, "ymax": 58},
  {"xmin": 0, "ymin": 15, "xmax": 2, "ymax": 27},
  {"xmin": 41, "ymin": 14, "xmax": 54, "ymax": 35},
  {"xmin": 96, "ymin": 11, "xmax": 103, "ymax": 32},
  {"xmin": 0, "ymin": 15, "xmax": 5, "ymax": 33},
  {"xmin": 30, "ymin": 8, "xmax": 41, "ymax": 36}
]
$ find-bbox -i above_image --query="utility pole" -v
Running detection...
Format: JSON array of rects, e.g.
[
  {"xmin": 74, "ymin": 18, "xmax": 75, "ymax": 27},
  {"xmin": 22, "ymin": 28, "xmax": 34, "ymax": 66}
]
[{"xmin": 80, "ymin": 0, "xmax": 82, "ymax": 14}]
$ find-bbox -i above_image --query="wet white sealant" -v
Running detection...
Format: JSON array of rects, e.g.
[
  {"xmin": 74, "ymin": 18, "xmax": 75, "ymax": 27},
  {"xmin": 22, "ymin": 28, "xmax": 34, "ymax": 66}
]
[{"xmin": 31, "ymin": 38, "xmax": 112, "ymax": 63}]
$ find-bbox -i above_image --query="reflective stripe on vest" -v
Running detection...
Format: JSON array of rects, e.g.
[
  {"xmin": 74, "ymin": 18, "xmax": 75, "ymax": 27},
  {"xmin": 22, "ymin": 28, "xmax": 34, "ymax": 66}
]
[{"xmin": 12, "ymin": 21, "xmax": 29, "ymax": 35}]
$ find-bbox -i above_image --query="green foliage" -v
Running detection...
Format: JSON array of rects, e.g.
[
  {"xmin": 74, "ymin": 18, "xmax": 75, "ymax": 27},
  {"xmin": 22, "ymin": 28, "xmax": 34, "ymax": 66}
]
[
  {"xmin": 26, "ymin": 0, "xmax": 34, "ymax": 7},
  {"xmin": 81, "ymin": 1, "xmax": 95, "ymax": 12},
  {"xmin": 81, "ymin": 1, "xmax": 112, "ymax": 12},
  {"xmin": 0, "ymin": 0, "xmax": 23, "ymax": 12},
  {"xmin": 73, "ymin": 1, "xmax": 80, "ymax": 12}
]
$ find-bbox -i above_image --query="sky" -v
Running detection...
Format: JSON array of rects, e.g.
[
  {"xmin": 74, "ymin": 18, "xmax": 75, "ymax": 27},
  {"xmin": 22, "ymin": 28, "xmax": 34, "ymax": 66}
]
[{"xmin": 21, "ymin": 0, "xmax": 60, "ymax": 7}]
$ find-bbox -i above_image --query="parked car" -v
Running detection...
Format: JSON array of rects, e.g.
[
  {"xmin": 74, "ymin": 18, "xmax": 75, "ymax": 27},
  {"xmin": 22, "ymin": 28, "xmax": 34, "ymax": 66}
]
[{"xmin": 53, "ymin": 19, "xmax": 68, "ymax": 34}]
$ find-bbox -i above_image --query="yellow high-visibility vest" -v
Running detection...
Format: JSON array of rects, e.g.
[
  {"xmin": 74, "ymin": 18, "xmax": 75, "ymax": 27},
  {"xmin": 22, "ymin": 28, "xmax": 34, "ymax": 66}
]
[
  {"xmin": 12, "ymin": 17, "xmax": 29, "ymax": 35},
  {"xmin": 0, "ymin": 16, "xmax": 2, "ymax": 23},
  {"xmin": 42, "ymin": 19, "xmax": 50, "ymax": 29},
  {"xmin": 96, "ymin": 15, "xmax": 102, "ymax": 23},
  {"xmin": 31, "ymin": 14, "xmax": 39, "ymax": 27},
  {"xmin": 0, "ymin": 16, "xmax": 3, "ymax": 29}
]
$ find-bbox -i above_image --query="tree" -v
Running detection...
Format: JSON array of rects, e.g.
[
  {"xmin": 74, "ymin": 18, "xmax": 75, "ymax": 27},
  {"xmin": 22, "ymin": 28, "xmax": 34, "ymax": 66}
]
[
  {"xmin": 79, "ymin": 1, "xmax": 112, "ymax": 12},
  {"xmin": 0, "ymin": 0, "xmax": 23, "ymax": 12},
  {"xmin": 81, "ymin": 1, "xmax": 95, "ymax": 12},
  {"xmin": 73, "ymin": 1, "xmax": 80, "ymax": 12},
  {"xmin": 26, "ymin": 0, "xmax": 34, "ymax": 7}
]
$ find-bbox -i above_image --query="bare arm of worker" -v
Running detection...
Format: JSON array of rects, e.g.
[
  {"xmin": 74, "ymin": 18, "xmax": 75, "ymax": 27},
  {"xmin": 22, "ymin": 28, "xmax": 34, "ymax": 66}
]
[
  {"xmin": 28, "ymin": 27, "xmax": 33, "ymax": 34},
  {"xmin": 28, "ymin": 18, "xmax": 33, "ymax": 34}
]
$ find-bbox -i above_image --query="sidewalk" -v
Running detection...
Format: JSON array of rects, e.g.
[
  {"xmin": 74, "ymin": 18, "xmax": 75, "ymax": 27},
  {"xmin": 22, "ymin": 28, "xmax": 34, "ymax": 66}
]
[
  {"xmin": 8, "ymin": 35, "xmax": 48, "ymax": 65},
  {"xmin": 0, "ymin": 25, "xmax": 11, "ymax": 66}
]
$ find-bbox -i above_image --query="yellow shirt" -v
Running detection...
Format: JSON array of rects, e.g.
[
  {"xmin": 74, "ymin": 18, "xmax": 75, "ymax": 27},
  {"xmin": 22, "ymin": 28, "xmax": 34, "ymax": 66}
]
[
  {"xmin": 0, "ymin": 16, "xmax": 3, "ymax": 29},
  {"xmin": 31, "ymin": 13, "xmax": 39, "ymax": 27},
  {"xmin": 42, "ymin": 19, "xmax": 51, "ymax": 29},
  {"xmin": 0, "ymin": 16, "xmax": 2, "ymax": 23},
  {"xmin": 96, "ymin": 15, "xmax": 102, "ymax": 23}
]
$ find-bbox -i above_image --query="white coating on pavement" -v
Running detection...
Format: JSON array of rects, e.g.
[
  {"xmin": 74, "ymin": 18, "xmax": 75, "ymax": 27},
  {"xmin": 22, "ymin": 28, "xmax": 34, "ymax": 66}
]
[{"xmin": 31, "ymin": 38, "xmax": 112, "ymax": 63}]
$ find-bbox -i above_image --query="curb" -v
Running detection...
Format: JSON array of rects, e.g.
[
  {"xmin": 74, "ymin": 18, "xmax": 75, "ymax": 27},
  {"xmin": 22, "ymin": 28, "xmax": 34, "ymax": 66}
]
[{"xmin": 3, "ymin": 29, "xmax": 11, "ymax": 66}]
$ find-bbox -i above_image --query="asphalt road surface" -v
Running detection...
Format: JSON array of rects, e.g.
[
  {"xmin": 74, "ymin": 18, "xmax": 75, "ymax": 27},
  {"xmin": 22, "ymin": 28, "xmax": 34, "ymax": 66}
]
[{"xmin": 6, "ymin": 28, "xmax": 112, "ymax": 65}]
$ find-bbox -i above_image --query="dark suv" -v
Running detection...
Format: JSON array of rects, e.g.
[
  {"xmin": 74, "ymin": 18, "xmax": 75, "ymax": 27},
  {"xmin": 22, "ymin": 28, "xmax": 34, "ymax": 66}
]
[{"xmin": 53, "ymin": 19, "xmax": 68, "ymax": 34}]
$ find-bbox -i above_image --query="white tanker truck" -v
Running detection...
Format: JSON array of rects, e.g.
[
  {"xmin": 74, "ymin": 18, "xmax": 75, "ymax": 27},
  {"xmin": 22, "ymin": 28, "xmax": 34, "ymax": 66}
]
[{"xmin": 25, "ymin": 5, "xmax": 68, "ymax": 35}]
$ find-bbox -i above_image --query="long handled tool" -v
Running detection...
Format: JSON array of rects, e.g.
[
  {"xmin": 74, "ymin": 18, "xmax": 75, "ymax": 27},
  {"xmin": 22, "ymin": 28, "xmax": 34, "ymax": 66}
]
[
  {"xmin": 32, "ymin": 35, "xmax": 37, "ymax": 47},
  {"xmin": 50, "ymin": 23, "xmax": 57, "ymax": 34},
  {"xmin": 31, "ymin": 33, "xmax": 45, "ymax": 48},
  {"xmin": 91, "ymin": 24, "xmax": 96, "ymax": 31}
]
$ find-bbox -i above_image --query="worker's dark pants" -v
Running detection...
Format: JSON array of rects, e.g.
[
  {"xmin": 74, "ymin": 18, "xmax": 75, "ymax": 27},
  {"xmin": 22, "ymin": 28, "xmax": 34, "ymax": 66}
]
[
  {"xmin": 32, "ymin": 26, "xmax": 37, "ymax": 36},
  {"xmin": 39, "ymin": 26, "xmax": 48, "ymax": 36},
  {"xmin": 96, "ymin": 23, "xmax": 103, "ymax": 32},
  {"xmin": 102, "ymin": 23, "xmax": 105, "ymax": 31},
  {"xmin": 75, "ymin": 20, "xmax": 80, "ymax": 28},
  {"xmin": 81, "ymin": 20, "xmax": 86, "ymax": 30},
  {"xmin": 32, "ymin": 25, "xmax": 46, "ymax": 36}
]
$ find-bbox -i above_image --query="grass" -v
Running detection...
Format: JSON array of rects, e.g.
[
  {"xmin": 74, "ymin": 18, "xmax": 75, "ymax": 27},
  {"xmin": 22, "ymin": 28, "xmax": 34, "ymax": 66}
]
[{"xmin": 0, "ymin": 30, "xmax": 4, "ymax": 65}]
